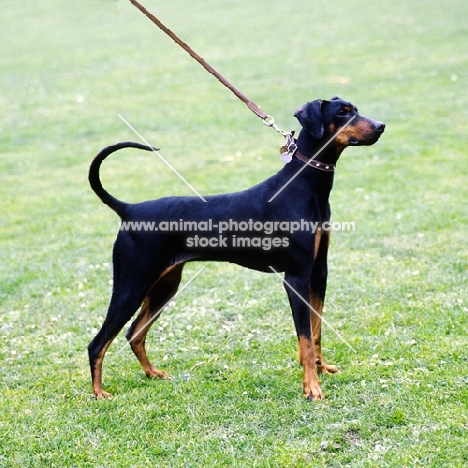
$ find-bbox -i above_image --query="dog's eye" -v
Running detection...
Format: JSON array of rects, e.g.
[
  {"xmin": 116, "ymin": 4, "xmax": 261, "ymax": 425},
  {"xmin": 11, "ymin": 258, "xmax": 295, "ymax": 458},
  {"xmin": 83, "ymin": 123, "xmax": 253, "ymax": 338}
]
[{"xmin": 337, "ymin": 109, "xmax": 349, "ymax": 117}]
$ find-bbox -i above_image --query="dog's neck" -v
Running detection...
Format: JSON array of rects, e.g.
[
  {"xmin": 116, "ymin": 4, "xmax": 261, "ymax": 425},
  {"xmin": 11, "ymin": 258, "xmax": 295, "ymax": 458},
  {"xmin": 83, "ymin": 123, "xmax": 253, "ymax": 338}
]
[{"xmin": 295, "ymin": 129, "xmax": 342, "ymax": 165}]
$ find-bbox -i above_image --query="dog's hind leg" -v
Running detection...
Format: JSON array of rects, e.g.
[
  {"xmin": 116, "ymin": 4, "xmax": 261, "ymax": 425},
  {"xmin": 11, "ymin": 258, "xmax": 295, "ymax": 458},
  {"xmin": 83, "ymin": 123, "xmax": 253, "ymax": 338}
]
[
  {"xmin": 88, "ymin": 285, "xmax": 149, "ymax": 399},
  {"xmin": 125, "ymin": 263, "xmax": 185, "ymax": 380}
]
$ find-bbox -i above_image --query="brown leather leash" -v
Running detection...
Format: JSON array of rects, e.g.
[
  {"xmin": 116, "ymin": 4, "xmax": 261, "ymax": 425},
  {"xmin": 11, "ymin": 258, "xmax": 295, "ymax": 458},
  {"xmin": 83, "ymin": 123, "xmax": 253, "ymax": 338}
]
[{"xmin": 129, "ymin": 0, "xmax": 291, "ymax": 139}]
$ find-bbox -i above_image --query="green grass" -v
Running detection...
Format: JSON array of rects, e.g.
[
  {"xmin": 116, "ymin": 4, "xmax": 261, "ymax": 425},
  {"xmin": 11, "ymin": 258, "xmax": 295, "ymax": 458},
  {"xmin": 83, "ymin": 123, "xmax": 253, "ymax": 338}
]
[{"xmin": 1, "ymin": 0, "xmax": 468, "ymax": 466}]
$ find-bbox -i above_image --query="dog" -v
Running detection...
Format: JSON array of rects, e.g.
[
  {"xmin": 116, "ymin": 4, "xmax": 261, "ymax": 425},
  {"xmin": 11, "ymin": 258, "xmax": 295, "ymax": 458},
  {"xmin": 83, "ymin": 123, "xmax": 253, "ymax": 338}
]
[{"xmin": 88, "ymin": 97, "xmax": 385, "ymax": 400}]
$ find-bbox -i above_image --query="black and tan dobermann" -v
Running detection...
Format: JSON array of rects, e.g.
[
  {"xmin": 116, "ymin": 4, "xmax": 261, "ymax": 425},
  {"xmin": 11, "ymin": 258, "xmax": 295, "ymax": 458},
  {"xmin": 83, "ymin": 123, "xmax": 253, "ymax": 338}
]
[{"xmin": 88, "ymin": 97, "xmax": 385, "ymax": 400}]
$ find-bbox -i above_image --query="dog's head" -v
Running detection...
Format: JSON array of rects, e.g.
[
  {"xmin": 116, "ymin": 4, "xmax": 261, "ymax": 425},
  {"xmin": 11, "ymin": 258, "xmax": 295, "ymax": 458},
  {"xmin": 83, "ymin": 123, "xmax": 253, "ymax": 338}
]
[{"xmin": 294, "ymin": 97, "xmax": 385, "ymax": 148}]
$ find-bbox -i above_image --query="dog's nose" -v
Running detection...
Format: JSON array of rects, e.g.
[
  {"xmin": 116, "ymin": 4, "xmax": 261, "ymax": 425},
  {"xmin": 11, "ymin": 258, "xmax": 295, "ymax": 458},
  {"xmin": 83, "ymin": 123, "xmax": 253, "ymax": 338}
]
[{"xmin": 374, "ymin": 122, "xmax": 386, "ymax": 133}]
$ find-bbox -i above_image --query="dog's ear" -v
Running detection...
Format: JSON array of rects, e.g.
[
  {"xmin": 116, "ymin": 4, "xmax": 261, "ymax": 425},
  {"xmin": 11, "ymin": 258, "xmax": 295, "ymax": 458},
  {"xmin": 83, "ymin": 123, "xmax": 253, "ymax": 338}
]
[
  {"xmin": 330, "ymin": 96, "xmax": 343, "ymax": 101},
  {"xmin": 294, "ymin": 99, "xmax": 324, "ymax": 139}
]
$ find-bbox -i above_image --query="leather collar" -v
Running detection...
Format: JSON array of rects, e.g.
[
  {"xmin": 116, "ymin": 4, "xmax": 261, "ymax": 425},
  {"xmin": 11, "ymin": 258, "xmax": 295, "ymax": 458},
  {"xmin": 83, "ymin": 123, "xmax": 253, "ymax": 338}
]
[{"xmin": 294, "ymin": 150, "xmax": 336, "ymax": 172}]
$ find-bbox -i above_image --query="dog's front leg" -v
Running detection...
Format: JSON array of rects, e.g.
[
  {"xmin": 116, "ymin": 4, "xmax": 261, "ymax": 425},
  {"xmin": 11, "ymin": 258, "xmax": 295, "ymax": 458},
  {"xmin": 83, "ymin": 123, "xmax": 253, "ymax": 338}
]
[
  {"xmin": 284, "ymin": 273, "xmax": 324, "ymax": 400},
  {"xmin": 310, "ymin": 230, "xmax": 339, "ymax": 375}
]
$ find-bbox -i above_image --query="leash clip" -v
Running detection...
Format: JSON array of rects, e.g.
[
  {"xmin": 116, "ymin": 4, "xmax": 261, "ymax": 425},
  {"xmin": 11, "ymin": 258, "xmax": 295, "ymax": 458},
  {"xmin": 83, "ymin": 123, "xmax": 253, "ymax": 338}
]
[
  {"xmin": 263, "ymin": 115, "xmax": 297, "ymax": 163},
  {"xmin": 263, "ymin": 115, "xmax": 291, "ymax": 137}
]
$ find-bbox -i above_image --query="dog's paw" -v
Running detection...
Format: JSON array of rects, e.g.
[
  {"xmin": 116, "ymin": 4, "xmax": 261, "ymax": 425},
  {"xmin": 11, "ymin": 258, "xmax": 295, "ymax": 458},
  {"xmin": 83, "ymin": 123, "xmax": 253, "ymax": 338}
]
[
  {"xmin": 94, "ymin": 390, "xmax": 113, "ymax": 400},
  {"xmin": 303, "ymin": 380, "xmax": 325, "ymax": 401},
  {"xmin": 317, "ymin": 363, "xmax": 339, "ymax": 374},
  {"xmin": 145, "ymin": 367, "xmax": 170, "ymax": 380}
]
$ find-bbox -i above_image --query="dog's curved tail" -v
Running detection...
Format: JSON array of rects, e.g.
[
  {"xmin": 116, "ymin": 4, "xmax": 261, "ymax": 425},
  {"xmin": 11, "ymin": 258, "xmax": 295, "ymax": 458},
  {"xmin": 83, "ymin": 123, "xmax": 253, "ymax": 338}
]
[{"xmin": 88, "ymin": 141, "xmax": 156, "ymax": 216}]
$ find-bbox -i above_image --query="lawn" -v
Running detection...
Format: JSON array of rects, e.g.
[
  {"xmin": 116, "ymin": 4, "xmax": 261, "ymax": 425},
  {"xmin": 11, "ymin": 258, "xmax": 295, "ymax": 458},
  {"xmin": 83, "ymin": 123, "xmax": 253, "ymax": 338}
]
[{"xmin": 1, "ymin": 0, "xmax": 468, "ymax": 466}]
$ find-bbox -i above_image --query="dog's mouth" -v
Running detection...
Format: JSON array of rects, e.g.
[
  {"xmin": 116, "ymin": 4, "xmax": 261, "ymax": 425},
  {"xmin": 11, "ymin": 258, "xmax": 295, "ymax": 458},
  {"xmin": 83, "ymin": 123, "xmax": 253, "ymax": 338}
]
[
  {"xmin": 349, "ymin": 137, "xmax": 377, "ymax": 146},
  {"xmin": 349, "ymin": 131, "xmax": 384, "ymax": 147}
]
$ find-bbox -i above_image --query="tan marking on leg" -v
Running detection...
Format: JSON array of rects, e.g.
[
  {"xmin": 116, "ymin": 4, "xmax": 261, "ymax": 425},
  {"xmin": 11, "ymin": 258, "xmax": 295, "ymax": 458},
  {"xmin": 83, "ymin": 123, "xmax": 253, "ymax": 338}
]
[
  {"xmin": 310, "ymin": 290, "xmax": 339, "ymax": 375},
  {"xmin": 127, "ymin": 263, "xmax": 184, "ymax": 380},
  {"xmin": 129, "ymin": 299, "xmax": 170, "ymax": 379},
  {"xmin": 298, "ymin": 335, "xmax": 324, "ymax": 400},
  {"xmin": 314, "ymin": 228, "xmax": 322, "ymax": 258},
  {"xmin": 92, "ymin": 340, "xmax": 114, "ymax": 399}
]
